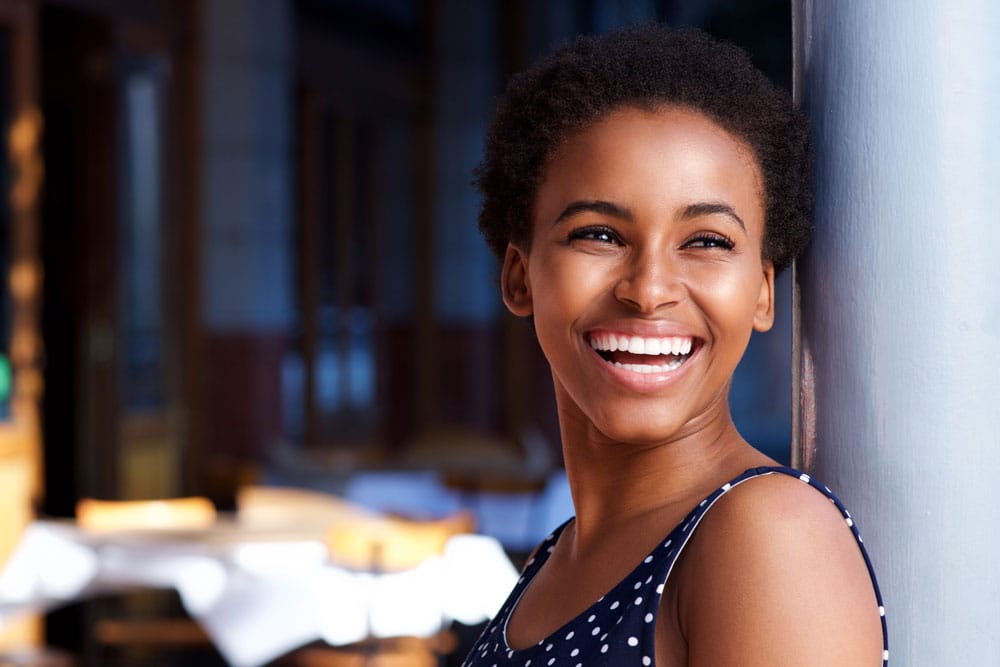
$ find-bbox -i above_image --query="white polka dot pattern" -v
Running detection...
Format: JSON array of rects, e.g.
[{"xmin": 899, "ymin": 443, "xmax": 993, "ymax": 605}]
[{"xmin": 462, "ymin": 466, "xmax": 888, "ymax": 667}]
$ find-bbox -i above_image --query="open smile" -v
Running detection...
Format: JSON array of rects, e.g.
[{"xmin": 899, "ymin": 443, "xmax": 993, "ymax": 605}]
[{"xmin": 588, "ymin": 331, "xmax": 698, "ymax": 374}]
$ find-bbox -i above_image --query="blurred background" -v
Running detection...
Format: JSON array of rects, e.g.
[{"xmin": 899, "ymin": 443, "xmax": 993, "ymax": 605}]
[{"xmin": 0, "ymin": 0, "xmax": 792, "ymax": 664}]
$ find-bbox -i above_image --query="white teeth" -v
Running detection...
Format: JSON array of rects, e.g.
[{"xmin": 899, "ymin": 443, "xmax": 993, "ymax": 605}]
[
  {"xmin": 612, "ymin": 359, "xmax": 684, "ymax": 373},
  {"xmin": 590, "ymin": 334, "xmax": 694, "ymax": 357}
]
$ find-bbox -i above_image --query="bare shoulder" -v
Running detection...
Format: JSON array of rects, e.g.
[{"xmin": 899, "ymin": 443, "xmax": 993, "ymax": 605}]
[{"xmin": 674, "ymin": 471, "xmax": 884, "ymax": 666}]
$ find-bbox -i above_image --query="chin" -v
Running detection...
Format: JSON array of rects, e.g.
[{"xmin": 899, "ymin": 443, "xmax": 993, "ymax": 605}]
[{"xmin": 587, "ymin": 412, "xmax": 695, "ymax": 449}]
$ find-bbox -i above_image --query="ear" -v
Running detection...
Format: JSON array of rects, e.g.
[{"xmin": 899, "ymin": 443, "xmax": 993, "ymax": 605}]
[
  {"xmin": 752, "ymin": 260, "xmax": 775, "ymax": 332},
  {"xmin": 501, "ymin": 243, "xmax": 533, "ymax": 317}
]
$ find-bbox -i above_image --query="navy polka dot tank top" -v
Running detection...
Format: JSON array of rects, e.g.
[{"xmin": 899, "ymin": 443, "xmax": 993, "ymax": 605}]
[{"xmin": 463, "ymin": 466, "xmax": 888, "ymax": 666}]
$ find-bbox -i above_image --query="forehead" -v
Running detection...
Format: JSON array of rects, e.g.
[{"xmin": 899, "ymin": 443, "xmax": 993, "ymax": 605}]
[{"xmin": 536, "ymin": 105, "xmax": 765, "ymax": 224}]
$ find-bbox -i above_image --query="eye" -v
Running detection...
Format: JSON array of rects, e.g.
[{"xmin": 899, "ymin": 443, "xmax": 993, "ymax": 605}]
[
  {"xmin": 683, "ymin": 233, "xmax": 735, "ymax": 250},
  {"xmin": 567, "ymin": 226, "xmax": 623, "ymax": 245}
]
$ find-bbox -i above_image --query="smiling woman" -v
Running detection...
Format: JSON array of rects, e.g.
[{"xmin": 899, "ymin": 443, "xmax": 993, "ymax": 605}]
[
  {"xmin": 510, "ymin": 107, "xmax": 773, "ymax": 447},
  {"xmin": 463, "ymin": 24, "xmax": 887, "ymax": 667}
]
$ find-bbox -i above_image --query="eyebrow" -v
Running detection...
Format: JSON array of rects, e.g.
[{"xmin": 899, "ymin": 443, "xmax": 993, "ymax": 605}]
[
  {"xmin": 553, "ymin": 200, "xmax": 633, "ymax": 225},
  {"xmin": 681, "ymin": 202, "xmax": 746, "ymax": 230},
  {"xmin": 552, "ymin": 199, "xmax": 747, "ymax": 231}
]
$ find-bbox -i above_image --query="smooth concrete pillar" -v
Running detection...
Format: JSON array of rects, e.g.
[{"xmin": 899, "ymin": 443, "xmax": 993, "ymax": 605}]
[{"xmin": 794, "ymin": 2, "xmax": 1000, "ymax": 663}]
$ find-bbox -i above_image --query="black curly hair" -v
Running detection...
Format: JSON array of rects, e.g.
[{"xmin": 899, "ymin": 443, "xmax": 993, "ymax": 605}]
[{"xmin": 475, "ymin": 23, "xmax": 811, "ymax": 274}]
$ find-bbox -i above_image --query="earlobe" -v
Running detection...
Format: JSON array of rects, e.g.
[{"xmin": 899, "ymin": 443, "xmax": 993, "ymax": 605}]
[
  {"xmin": 501, "ymin": 244, "xmax": 533, "ymax": 317},
  {"xmin": 753, "ymin": 261, "xmax": 775, "ymax": 332}
]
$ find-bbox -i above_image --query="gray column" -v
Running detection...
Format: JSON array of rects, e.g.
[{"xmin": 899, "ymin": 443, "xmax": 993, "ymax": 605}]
[
  {"xmin": 432, "ymin": 0, "xmax": 501, "ymax": 325},
  {"xmin": 794, "ymin": 2, "xmax": 1000, "ymax": 663},
  {"xmin": 201, "ymin": 0, "xmax": 294, "ymax": 331},
  {"xmin": 196, "ymin": 0, "xmax": 294, "ymax": 464}
]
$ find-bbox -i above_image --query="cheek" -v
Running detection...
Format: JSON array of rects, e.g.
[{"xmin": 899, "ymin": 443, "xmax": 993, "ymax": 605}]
[
  {"xmin": 528, "ymin": 255, "xmax": 608, "ymax": 350},
  {"xmin": 533, "ymin": 252, "xmax": 606, "ymax": 309},
  {"xmin": 530, "ymin": 266, "xmax": 580, "ymax": 337},
  {"xmin": 690, "ymin": 264, "xmax": 765, "ymax": 329}
]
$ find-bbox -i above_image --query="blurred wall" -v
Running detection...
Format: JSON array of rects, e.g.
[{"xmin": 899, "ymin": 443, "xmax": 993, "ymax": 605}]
[
  {"xmin": 199, "ymin": 0, "xmax": 294, "ymax": 474},
  {"xmin": 23, "ymin": 0, "xmax": 797, "ymax": 508}
]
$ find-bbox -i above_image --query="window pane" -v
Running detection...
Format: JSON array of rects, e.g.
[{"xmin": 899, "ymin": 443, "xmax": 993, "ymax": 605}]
[{"xmin": 120, "ymin": 56, "xmax": 167, "ymax": 411}]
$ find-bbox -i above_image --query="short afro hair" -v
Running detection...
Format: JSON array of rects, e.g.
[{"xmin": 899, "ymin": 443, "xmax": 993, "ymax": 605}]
[{"xmin": 475, "ymin": 23, "xmax": 811, "ymax": 274}]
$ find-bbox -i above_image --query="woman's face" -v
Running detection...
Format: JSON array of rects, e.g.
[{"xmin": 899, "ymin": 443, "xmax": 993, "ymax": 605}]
[{"xmin": 502, "ymin": 106, "xmax": 774, "ymax": 446}]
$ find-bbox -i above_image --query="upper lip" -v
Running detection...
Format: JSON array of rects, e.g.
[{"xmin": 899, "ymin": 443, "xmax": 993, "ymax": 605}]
[{"xmin": 586, "ymin": 316, "xmax": 697, "ymax": 337}]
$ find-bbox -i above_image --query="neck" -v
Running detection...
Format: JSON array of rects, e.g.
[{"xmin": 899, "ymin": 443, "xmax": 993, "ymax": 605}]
[{"xmin": 557, "ymin": 397, "xmax": 771, "ymax": 550}]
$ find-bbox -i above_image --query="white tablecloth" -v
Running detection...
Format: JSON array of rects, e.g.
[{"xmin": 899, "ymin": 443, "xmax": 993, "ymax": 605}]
[{"xmin": 0, "ymin": 520, "xmax": 518, "ymax": 667}]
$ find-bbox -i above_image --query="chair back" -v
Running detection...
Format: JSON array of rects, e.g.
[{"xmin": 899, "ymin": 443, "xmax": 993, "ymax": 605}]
[
  {"xmin": 236, "ymin": 485, "xmax": 379, "ymax": 530},
  {"xmin": 326, "ymin": 511, "xmax": 475, "ymax": 572}
]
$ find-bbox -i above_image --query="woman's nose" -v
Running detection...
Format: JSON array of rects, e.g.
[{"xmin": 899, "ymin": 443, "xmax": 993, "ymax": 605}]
[{"xmin": 612, "ymin": 249, "xmax": 681, "ymax": 313}]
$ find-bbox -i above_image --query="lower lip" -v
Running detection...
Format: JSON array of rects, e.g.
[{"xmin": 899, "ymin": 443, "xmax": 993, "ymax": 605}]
[{"xmin": 589, "ymin": 346, "xmax": 697, "ymax": 393}]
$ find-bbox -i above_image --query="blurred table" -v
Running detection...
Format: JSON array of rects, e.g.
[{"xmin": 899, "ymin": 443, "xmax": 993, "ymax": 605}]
[
  {"xmin": 341, "ymin": 469, "xmax": 573, "ymax": 551},
  {"xmin": 0, "ymin": 519, "xmax": 517, "ymax": 667}
]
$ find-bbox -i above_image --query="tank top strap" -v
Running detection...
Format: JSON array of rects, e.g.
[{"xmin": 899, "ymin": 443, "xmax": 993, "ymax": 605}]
[{"xmin": 660, "ymin": 465, "xmax": 888, "ymax": 666}]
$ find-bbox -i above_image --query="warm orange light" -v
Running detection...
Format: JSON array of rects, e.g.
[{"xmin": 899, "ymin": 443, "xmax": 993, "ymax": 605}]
[
  {"xmin": 9, "ymin": 108, "xmax": 43, "ymax": 211},
  {"xmin": 75, "ymin": 497, "xmax": 217, "ymax": 532},
  {"xmin": 9, "ymin": 260, "xmax": 40, "ymax": 302},
  {"xmin": 236, "ymin": 485, "xmax": 381, "ymax": 529},
  {"xmin": 326, "ymin": 511, "xmax": 475, "ymax": 572}
]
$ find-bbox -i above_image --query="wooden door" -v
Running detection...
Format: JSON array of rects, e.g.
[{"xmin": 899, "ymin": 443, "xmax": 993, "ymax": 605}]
[
  {"xmin": 40, "ymin": 2, "xmax": 193, "ymax": 517},
  {"xmin": 40, "ymin": 4, "xmax": 119, "ymax": 511}
]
